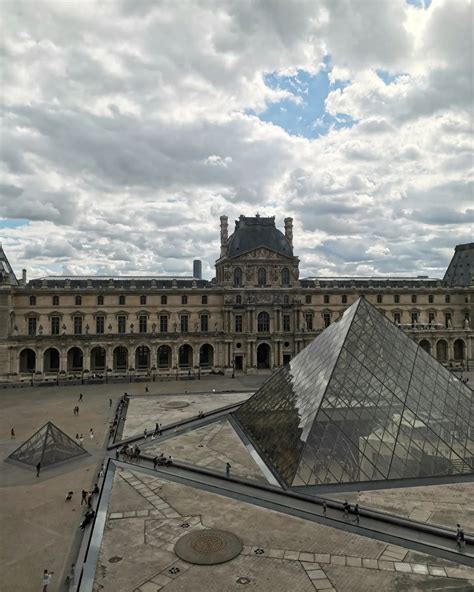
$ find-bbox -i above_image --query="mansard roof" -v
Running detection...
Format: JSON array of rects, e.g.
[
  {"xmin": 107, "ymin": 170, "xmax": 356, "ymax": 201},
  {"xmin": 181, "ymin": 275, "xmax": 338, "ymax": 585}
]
[
  {"xmin": 27, "ymin": 277, "xmax": 210, "ymax": 289},
  {"xmin": 443, "ymin": 242, "xmax": 474, "ymax": 287},
  {"xmin": 226, "ymin": 215, "xmax": 293, "ymax": 258}
]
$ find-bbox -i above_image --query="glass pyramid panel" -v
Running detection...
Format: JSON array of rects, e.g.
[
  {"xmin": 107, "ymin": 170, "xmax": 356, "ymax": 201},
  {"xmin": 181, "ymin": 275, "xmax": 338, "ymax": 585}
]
[
  {"xmin": 8, "ymin": 422, "xmax": 88, "ymax": 468},
  {"xmin": 235, "ymin": 298, "xmax": 474, "ymax": 488}
]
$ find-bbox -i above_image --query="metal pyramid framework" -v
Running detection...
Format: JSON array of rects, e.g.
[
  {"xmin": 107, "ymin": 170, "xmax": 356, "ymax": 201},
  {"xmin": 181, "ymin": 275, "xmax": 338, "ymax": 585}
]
[
  {"xmin": 8, "ymin": 422, "xmax": 88, "ymax": 468},
  {"xmin": 235, "ymin": 298, "xmax": 474, "ymax": 488}
]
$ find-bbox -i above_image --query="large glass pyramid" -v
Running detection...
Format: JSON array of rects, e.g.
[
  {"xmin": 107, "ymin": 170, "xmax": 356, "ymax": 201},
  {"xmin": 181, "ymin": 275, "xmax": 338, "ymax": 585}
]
[
  {"xmin": 7, "ymin": 422, "xmax": 88, "ymax": 468},
  {"xmin": 235, "ymin": 298, "xmax": 474, "ymax": 487}
]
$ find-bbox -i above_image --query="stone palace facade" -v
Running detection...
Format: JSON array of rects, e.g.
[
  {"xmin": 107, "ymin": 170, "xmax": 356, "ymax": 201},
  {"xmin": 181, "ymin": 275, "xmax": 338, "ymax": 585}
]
[{"xmin": 0, "ymin": 215, "xmax": 472, "ymax": 383}]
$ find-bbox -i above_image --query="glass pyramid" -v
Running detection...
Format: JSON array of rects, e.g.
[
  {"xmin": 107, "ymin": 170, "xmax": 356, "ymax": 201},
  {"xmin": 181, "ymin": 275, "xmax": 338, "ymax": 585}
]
[
  {"xmin": 235, "ymin": 298, "xmax": 474, "ymax": 487},
  {"xmin": 8, "ymin": 422, "xmax": 88, "ymax": 468}
]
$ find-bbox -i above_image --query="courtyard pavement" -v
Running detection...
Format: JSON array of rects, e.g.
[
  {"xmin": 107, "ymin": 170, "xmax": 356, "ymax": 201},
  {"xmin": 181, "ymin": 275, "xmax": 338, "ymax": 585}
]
[{"xmin": 0, "ymin": 374, "xmax": 263, "ymax": 592}]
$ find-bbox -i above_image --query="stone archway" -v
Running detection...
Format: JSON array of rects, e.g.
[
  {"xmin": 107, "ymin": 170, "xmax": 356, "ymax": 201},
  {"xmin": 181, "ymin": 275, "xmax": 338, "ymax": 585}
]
[
  {"xmin": 113, "ymin": 346, "xmax": 128, "ymax": 371},
  {"xmin": 44, "ymin": 348, "xmax": 60, "ymax": 372},
  {"xmin": 90, "ymin": 346, "xmax": 106, "ymax": 371},
  {"xmin": 157, "ymin": 345, "xmax": 172, "ymax": 369},
  {"xmin": 19, "ymin": 348, "xmax": 36, "ymax": 373},
  {"xmin": 419, "ymin": 339, "xmax": 431, "ymax": 354},
  {"xmin": 67, "ymin": 347, "xmax": 83, "ymax": 372},
  {"xmin": 454, "ymin": 339, "xmax": 465, "ymax": 361},
  {"xmin": 199, "ymin": 344, "xmax": 214, "ymax": 368},
  {"xmin": 436, "ymin": 340, "xmax": 448, "ymax": 363},
  {"xmin": 257, "ymin": 343, "xmax": 271, "ymax": 369},
  {"xmin": 179, "ymin": 344, "xmax": 193, "ymax": 368},
  {"xmin": 135, "ymin": 346, "xmax": 150, "ymax": 370}
]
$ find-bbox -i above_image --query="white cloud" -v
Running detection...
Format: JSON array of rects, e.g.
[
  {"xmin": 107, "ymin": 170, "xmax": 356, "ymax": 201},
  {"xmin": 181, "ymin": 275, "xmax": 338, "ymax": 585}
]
[{"xmin": 0, "ymin": 0, "xmax": 472, "ymax": 280}]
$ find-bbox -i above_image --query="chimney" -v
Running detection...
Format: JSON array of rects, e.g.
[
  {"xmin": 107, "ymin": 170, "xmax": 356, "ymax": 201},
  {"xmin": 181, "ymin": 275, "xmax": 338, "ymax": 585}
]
[
  {"xmin": 220, "ymin": 215, "xmax": 228, "ymax": 257},
  {"xmin": 193, "ymin": 259, "xmax": 202, "ymax": 280},
  {"xmin": 22, "ymin": 269, "xmax": 27, "ymax": 284},
  {"xmin": 284, "ymin": 217, "xmax": 293, "ymax": 248}
]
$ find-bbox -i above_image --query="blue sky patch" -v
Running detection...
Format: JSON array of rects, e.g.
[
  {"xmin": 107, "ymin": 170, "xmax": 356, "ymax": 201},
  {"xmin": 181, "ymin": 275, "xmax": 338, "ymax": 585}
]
[
  {"xmin": 406, "ymin": 0, "xmax": 432, "ymax": 8},
  {"xmin": 0, "ymin": 218, "xmax": 29, "ymax": 229},
  {"xmin": 253, "ymin": 59, "xmax": 355, "ymax": 139}
]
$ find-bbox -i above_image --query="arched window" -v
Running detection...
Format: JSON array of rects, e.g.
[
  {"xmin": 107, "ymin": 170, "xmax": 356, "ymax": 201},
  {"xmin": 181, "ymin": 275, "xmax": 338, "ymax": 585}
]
[
  {"xmin": 257, "ymin": 268, "xmax": 266, "ymax": 286},
  {"xmin": 75, "ymin": 295, "xmax": 82, "ymax": 306},
  {"xmin": 257, "ymin": 311, "xmax": 270, "ymax": 332},
  {"xmin": 234, "ymin": 267, "xmax": 242, "ymax": 286},
  {"xmin": 281, "ymin": 267, "xmax": 290, "ymax": 285}
]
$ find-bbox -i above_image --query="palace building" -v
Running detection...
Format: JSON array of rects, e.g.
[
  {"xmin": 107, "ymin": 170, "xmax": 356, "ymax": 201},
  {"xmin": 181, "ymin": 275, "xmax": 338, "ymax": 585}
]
[{"xmin": 0, "ymin": 215, "xmax": 472, "ymax": 383}]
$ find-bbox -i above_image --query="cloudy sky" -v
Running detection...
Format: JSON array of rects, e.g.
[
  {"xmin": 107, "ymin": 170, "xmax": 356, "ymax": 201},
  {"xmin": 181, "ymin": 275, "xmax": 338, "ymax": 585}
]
[{"xmin": 1, "ymin": 0, "xmax": 472, "ymax": 280}]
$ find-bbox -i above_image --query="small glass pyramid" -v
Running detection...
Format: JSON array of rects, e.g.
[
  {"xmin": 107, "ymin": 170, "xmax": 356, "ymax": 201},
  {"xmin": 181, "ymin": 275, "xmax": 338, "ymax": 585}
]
[
  {"xmin": 8, "ymin": 422, "xmax": 88, "ymax": 468},
  {"xmin": 235, "ymin": 298, "xmax": 474, "ymax": 487}
]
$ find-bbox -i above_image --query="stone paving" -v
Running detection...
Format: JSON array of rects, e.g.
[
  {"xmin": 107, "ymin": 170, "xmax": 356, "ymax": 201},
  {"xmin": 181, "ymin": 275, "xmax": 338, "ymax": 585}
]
[
  {"xmin": 122, "ymin": 391, "xmax": 252, "ymax": 438},
  {"xmin": 143, "ymin": 418, "xmax": 267, "ymax": 482},
  {"xmin": 94, "ymin": 467, "xmax": 474, "ymax": 592}
]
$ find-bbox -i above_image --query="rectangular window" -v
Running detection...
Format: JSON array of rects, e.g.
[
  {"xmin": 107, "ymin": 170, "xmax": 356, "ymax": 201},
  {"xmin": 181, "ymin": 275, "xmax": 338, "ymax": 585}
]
[
  {"xmin": 411, "ymin": 312, "xmax": 418, "ymax": 327},
  {"xmin": 30, "ymin": 295, "xmax": 36, "ymax": 306},
  {"xmin": 202, "ymin": 295, "xmax": 208, "ymax": 305},
  {"xmin": 305, "ymin": 313, "xmax": 313, "ymax": 331},
  {"xmin": 52, "ymin": 295, "xmax": 59, "ymax": 306},
  {"xmin": 200, "ymin": 314, "xmax": 209, "ymax": 332},
  {"xmin": 428, "ymin": 294, "xmax": 434, "ymax": 304},
  {"xmin": 394, "ymin": 312, "xmax": 401, "ymax": 325},
  {"xmin": 139, "ymin": 315, "xmax": 147, "ymax": 333},
  {"xmin": 428, "ymin": 312, "xmax": 435, "ymax": 325},
  {"xmin": 377, "ymin": 294, "xmax": 383, "ymax": 304},
  {"xmin": 305, "ymin": 295, "xmax": 312, "ymax": 304},
  {"xmin": 235, "ymin": 315, "xmax": 243, "ymax": 333},
  {"xmin": 341, "ymin": 295, "xmax": 347, "ymax": 304},
  {"xmin": 96, "ymin": 315, "xmax": 105, "ymax": 334},
  {"xmin": 283, "ymin": 314, "xmax": 291, "ymax": 332},
  {"xmin": 140, "ymin": 295, "xmax": 147, "ymax": 305},
  {"xmin": 28, "ymin": 317, "xmax": 37, "ymax": 336},
  {"xmin": 160, "ymin": 315, "xmax": 168, "ymax": 333},
  {"xmin": 411, "ymin": 295, "xmax": 417, "ymax": 304},
  {"xmin": 182, "ymin": 295, "xmax": 188, "ymax": 305},
  {"xmin": 74, "ymin": 316, "xmax": 82, "ymax": 335},
  {"xmin": 51, "ymin": 316, "xmax": 60, "ymax": 335},
  {"xmin": 445, "ymin": 294, "xmax": 451, "ymax": 303},
  {"xmin": 181, "ymin": 314, "xmax": 189, "ymax": 333},
  {"xmin": 119, "ymin": 295, "xmax": 125, "ymax": 305},
  {"xmin": 394, "ymin": 294, "xmax": 400, "ymax": 304},
  {"xmin": 323, "ymin": 313, "xmax": 331, "ymax": 328},
  {"xmin": 324, "ymin": 295, "xmax": 330, "ymax": 304},
  {"xmin": 118, "ymin": 315, "xmax": 126, "ymax": 334}
]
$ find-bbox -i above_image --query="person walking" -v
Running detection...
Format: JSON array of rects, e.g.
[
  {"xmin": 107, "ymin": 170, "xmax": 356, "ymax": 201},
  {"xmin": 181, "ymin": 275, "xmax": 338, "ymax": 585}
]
[
  {"xmin": 36, "ymin": 462, "xmax": 41, "ymax": 477},
  {"xmin": 42, "ymin": 569, "xmax": 54, "ymax": 591},
  {"xmin": 153, "ymin": 456, "xmax": 158, "ymax": 470},
  {"xmin": 456, "ymin": 524, "xmax": 465, "ymax": 551},
  {"xmin": 322, "ymin": 502, "xmax": 327, "ymax": 516},
  {"xmin": 109, "ymin": 398, "xmax": 112, "ymax": 408},
  {"xmin": 225, "ymin": 462, "xmax": 231, "ymax": 477},
  {"xmin": 10, "ymin": 427, "xmax": 15, "ymax": 440},
  {"xmin": 144, "ymin": 428, "xmax": 148, "ymax": 440},
  {"xmin": 78, "ymin": 393, "xmax": 83, "ymax": 402},
  {"xmin": 342, "ymin": 501, "xmax": 350, "ymax": 520},
  {"xmin": 89, "ymin": 428, "xmax": 94, "ymax": 440},
  {"xmin": 80, "ymin": 433, "xmax": 84, "ymax": 445},
  {"xmin": 65, "ymin": 563, "xmax": 75, "ymax": 586},
  {"xmin": 352, "ymin": 503, "xmax": 360, "ymax": 524},
  {"xmin": 81, "ymin": 489, "xmax": 88, "ymax": 505}
]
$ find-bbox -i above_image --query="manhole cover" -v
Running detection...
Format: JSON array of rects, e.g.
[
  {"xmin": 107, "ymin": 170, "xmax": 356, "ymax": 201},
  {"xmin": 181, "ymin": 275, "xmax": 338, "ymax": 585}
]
[
  {"xmin": 160, "ymin": 401, "xmax": 190, "ymax": 409},
  {"xmin": 108, "ymin": 556, "xmax": 122, "ymax": 563},
  {"xmin": 174, "ymin": 529, "xmax": 242, "ymax": 565}
]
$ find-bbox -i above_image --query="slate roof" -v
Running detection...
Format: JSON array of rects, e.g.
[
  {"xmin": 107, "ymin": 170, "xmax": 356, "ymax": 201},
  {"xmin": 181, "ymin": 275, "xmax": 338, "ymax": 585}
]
[
  {"xmin": 443, "ymin": 243, "xmax": 474, "ymax": 287},
  {"xmin": 226, "ymin": 215, "xmax": 293, "ymax": 258}
]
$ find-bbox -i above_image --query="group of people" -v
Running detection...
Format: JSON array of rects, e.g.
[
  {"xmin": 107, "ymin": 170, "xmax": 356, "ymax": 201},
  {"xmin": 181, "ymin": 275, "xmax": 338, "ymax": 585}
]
[
  {"xmin": 152, "ymin": 453, "xmax": 173, "ymax": 468},
  {"xmin": 143, "ymin": 423, "xmax": 163, "ymax": 440},
  {"xmin": 78, "ymin": 483, "xmax": 100, "ymax": 507},
  {"xmin": 341, "ymin": 501, "xmax": 360, "ymax": 524},
  {"xmin": 118, "ymin": 443, "xmax": 141, "ymax": 461},
  {"xmin": 73, "ymin": 405, "xmax": 80, "ymax": 416}
]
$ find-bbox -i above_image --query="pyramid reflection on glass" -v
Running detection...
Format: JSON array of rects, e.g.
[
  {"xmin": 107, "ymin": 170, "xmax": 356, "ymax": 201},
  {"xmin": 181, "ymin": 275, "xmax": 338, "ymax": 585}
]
[
  {"xmin": 235, "ymin": 298, "xmax": 474, "ymax": 487},
  {"xmin": 8, "ymin": 422, "xmax": 88, "ymax": 468}
]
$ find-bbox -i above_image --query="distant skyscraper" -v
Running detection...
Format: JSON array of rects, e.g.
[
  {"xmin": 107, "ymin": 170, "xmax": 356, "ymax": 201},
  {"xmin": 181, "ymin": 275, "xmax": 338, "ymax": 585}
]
[{"xmin": 193, "ymin": 259, "xmax": 202, "ymax": 279}]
